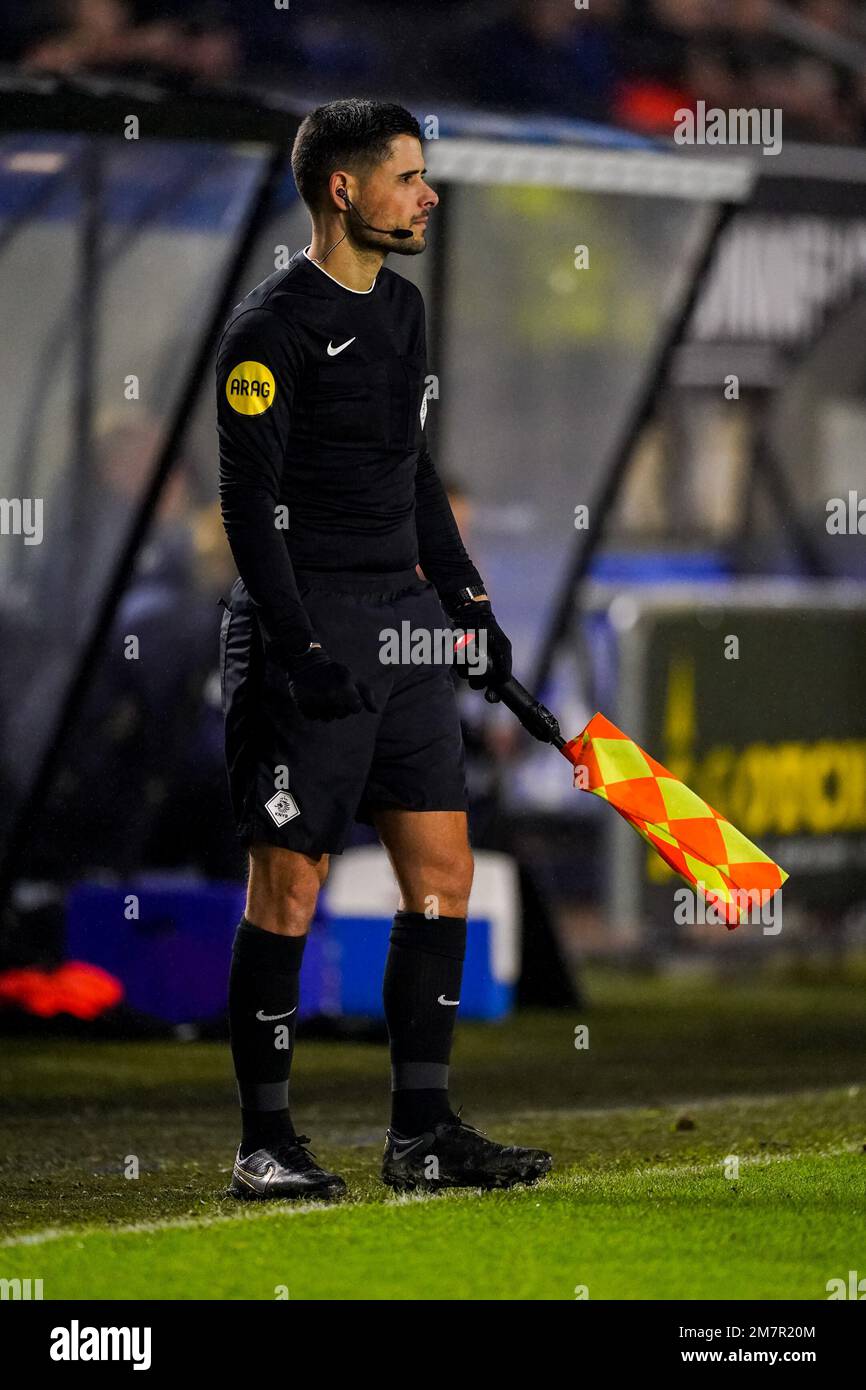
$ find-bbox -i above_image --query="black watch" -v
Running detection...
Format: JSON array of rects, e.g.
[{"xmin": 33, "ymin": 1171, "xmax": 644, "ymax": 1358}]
[{"xmin": 449, "ymin": 584, "xmax": 489, "ymax": 606}]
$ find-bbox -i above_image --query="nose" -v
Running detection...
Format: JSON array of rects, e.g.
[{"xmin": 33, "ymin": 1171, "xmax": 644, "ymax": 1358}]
[{"xmin": 421, "ymin": 183, "xmax": 438, "ymax": 210}]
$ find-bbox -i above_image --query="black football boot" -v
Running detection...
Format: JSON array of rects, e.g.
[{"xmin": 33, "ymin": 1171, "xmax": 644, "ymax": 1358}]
[
  {"xmin": 382, "ymin": 1112, "xmax": 552, "ymax": 1192},
  {"xmin": 229, "ymin": 1135, "xmax": 347, "ymax": 1201}
]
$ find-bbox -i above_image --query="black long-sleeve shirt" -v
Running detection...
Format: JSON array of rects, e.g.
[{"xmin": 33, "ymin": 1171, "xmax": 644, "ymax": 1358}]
[{"xmin": 216, "ymin": 247, "xmax": 482, "ymax": 654}]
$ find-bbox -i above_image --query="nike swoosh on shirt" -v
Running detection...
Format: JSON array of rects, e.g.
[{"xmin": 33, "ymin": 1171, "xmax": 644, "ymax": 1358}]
[
  {"xmin": 255, "ymin": 1007, "xmax": 297, "ymax": 1021},
  {"xmin": 437, "ymin": 995, "xmax": 460, "ymax": 1006},
  {"xmin": 327, "ymin": 337, "xmax": 356, "ymax": 356}
]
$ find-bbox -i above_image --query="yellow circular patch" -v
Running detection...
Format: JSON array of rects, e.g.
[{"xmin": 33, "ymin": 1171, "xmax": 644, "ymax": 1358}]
[{"xmin": 226, "ymin": 361, "xmax": 276, "ymax": 415}]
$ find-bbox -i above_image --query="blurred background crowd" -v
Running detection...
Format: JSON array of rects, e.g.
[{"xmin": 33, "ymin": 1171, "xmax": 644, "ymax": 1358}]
[{"xmin": 4, "ymin": 0, "xmax": 866, "ymax": 146}]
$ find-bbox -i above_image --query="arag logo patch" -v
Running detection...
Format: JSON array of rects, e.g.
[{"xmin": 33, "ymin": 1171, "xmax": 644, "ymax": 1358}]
[{"xmin": 226, "ymin": 361, "xmax": 276, "ymax": 415}]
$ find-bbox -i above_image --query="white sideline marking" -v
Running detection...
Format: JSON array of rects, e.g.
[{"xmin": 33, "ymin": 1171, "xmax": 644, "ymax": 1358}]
[
  {"xmin": 0, "ymin": 1190, "xmax": 437, "ymax": 1248},
  {"xmin": 567, "ymin": 1143, "xmax": 856, "ymax": 1186},
  {"xmin": 1, "ymin": 1144, "xmax": 855, "ymax": 1250},
  {"xmin": 507, "ymin": 1081, "xmax": 862, "ymax": 1122}
]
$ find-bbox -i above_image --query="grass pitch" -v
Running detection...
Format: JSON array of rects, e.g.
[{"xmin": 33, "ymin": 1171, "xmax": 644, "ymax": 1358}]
[{"xmin": 2, "ymin": 966, "xmax": 865, "ymax": 1300}]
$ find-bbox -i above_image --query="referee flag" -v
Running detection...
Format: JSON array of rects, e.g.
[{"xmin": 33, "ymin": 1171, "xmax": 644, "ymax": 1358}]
[{"xmin": 562, "ymin": 712, "xmax": 788, "ymax": 929}]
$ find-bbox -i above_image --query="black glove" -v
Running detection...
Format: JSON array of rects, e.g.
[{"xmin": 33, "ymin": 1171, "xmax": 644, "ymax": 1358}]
[
  {"xmin": 268, "ymin": 642, "xmax": 378, "ymax": 722},
  {"xmin": 444, "ymin": 597, "xmax": 513, "ymax": 694}
]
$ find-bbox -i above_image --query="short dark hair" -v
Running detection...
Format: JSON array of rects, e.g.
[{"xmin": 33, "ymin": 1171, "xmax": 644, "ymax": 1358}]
[{"xmin": 291, "ymin": 99, "xmax": 422, "ymax": 213}]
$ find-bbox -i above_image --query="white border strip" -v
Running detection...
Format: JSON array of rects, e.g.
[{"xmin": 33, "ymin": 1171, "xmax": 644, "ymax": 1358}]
[{"xmin": 426, "ymin": 138, "xmax": 755, "ymax": 203}]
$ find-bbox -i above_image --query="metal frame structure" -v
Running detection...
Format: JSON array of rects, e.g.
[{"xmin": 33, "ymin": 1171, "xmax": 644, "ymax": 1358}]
[{"xmin": 0, "ymin": 74, "xmax": 295, "ymax": 914}]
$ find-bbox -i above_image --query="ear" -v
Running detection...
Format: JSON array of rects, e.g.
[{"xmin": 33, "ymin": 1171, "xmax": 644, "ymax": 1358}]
[{"xmin": 328, "ymin": 173, "xmax": 350, "ymax": 210}]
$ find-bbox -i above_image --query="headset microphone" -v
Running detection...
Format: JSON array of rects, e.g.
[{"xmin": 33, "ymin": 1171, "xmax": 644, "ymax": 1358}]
[{"xmin": 338, "ymin": 189, "xmax": 414, "ymax": 239}]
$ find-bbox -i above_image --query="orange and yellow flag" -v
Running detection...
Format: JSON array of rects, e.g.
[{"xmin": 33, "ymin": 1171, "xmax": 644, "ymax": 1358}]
[{"xmin": 562, "ymin": 712, "xmax": 788, "ymax": 928}]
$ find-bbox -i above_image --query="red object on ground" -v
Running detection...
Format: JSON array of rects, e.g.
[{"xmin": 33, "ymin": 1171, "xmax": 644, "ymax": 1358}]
[{"xmin": 0, "ymin": 961, "xmax": 124, "ymax": 1019}]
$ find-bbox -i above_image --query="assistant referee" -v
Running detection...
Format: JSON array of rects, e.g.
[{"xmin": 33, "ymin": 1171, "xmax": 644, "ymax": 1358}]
[{"xmin": 217, "ymin": 99, "xmax": 552, "ymax": 1199}]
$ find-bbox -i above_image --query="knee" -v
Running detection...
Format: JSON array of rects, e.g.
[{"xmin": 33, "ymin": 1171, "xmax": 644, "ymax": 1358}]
[
  {"xmin": 417, "ymin": 847, "xmax": 474, "ymax": 918},
  {"xmin": 281, "ymin": 879, "xmax": 320, "ymax": 932},
  {"xmin": 246, "ymin": 846, "xmax": 327, "ymax": 936}
]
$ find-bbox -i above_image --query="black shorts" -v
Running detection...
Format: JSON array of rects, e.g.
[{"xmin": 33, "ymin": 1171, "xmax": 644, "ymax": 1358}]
[{"xmin": 219, "ymin": 568, "xmax": 468, "ymax": 856}]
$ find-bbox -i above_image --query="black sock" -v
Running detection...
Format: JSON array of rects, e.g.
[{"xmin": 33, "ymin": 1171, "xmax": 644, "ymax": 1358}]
[
  {"xmin": 382, "ymin": 909, "xmax": 466, "ymax": 1136},
  {"xmin": 228, "ymin": 915, "xmax": 306, "ymax": 1158}
]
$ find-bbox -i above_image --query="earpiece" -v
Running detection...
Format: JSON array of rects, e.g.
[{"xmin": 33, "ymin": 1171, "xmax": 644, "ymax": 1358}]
[{"xmin": 333, "ymin": 189, "xmax": 413, "ymax": 239}]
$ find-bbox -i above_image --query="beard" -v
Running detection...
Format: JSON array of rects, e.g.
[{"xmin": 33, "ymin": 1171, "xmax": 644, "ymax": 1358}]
[
  {"xmin": 389, "ymin": 234, "xmax": 426, "ymax": 257},
  {"xmin": 347, "ymin": 219, "xmax": 426, "ymax": 256}
]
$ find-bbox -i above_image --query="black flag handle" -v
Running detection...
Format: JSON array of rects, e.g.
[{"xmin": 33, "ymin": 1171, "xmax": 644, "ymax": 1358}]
[{"xmin": 484, "ymin": 676, "xmax": 566, "ymax": 750}]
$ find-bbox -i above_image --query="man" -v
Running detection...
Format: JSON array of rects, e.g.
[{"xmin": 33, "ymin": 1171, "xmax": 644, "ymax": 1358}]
[{"xmin": 216, "ymin": 98, "xmax": 553, "ymax": 1200}]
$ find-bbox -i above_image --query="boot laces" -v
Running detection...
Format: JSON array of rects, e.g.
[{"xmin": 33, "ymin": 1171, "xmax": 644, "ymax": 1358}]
[{"xmin": 275, "ymin": 1135, "xmax": 318, "ymax": 1165}]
